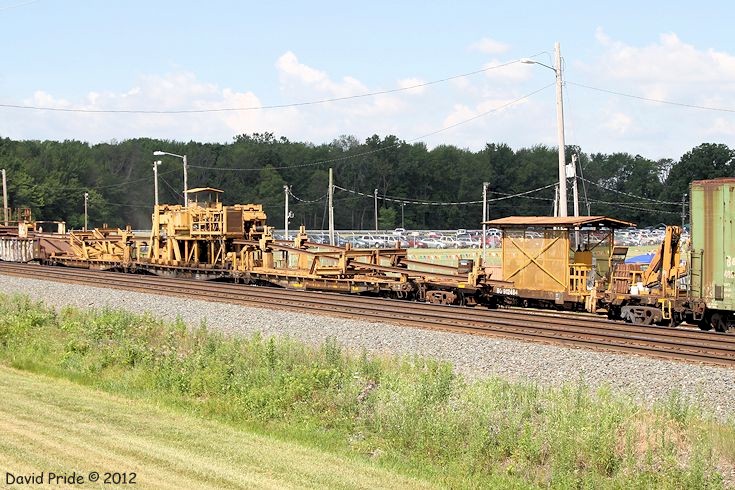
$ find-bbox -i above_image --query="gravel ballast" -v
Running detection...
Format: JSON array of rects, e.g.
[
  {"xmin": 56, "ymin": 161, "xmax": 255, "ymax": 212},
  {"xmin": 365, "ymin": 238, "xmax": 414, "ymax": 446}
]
[{"xmin": 2, "ymin": 274, "xmax": 734, "ymax": 421}]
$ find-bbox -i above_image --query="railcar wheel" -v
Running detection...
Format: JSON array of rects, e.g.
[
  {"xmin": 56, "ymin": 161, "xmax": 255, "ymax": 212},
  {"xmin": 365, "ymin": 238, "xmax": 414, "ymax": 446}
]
[{"xmin": 712, "ymin": 313, "xmax": 727, "ymax": 333}]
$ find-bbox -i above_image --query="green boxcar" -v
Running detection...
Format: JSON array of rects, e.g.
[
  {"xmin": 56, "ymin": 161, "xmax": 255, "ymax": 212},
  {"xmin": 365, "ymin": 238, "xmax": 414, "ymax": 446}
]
[{"xmin": 689, "ymin": 178, "xmax": 735, "ymax": 330}]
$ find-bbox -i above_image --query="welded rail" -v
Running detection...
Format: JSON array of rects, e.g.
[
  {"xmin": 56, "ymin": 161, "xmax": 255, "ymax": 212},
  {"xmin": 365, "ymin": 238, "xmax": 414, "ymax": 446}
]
[{"xmin": 0, "ymin": 262, "xmax": 733, "ymax": 367}]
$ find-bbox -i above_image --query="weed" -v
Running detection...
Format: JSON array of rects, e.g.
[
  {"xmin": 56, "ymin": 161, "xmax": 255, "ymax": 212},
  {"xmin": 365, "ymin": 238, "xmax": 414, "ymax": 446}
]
[{"xmin": 0, "ymin": 293, "xmax": 729, "ymax": 489}]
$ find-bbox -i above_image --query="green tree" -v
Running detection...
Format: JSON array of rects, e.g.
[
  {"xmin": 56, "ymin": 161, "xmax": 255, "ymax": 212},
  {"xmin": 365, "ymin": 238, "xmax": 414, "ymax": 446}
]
[{"xmin": 378, "ymin": 206, "xmax": 397, "ymax": 230}]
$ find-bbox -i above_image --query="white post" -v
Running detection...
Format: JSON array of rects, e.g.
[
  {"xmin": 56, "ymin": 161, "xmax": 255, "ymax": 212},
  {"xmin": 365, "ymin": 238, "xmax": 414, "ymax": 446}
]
[
  {"xmin": 183, "ymin": 154, "xmax": 189, "ymax": 207},
  {"xmin": 482, "ymin": 182, "xmax": 489, "ymax": 264},
  {"xmin": 681, "ymin": 193, "xmax": 687, "ymax": 230},
  {"xmin": 555, "ymin": 42, "xmax": 568, "ymax": 217},
  {"xmin": 571, "ymin": 154, "xmax": 580, "ymax": 247},
  {"xmin": 553, "ymin": 184, "xmax": 559, "ymax": 218},
  {"xmin": 153, "ymin": 160, "xmax": 161, "ymax": 208},
  {"xmin": 1, "ymin": 168, "xmax": 7, "ymax": 226},
  {"xmin": 571, "ymin": 154, "xmax": 580, "ymax": 218},
  {"xmin": 374, "ymin": 188, "xmax": 378, "ymax": 231},
  {"xmin": 84, "ymin": 192, "xmax": 89, "ymax": 231},
  {"xmin": 328, "ymin": 169, "xmax": 335, "ymax": 245},
  {"xmin": 284, "ymin": 184, "xmax": 290, "ymax": 241}
]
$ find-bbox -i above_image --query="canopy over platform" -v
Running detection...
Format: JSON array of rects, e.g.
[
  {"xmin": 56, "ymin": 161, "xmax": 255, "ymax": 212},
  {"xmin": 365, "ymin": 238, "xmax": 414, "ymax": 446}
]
[
  {"xmin": 484, "ymin": 216, "xmax": 635, "ymax": 229},
  {"xmin": 186, "ymin": 187, "xmax": 224, "ymax": 194}
]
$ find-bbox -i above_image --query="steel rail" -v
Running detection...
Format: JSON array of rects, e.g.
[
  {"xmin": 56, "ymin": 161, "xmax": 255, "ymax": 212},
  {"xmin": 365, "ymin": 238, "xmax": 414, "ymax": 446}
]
[{"xmin": 0, "ymin": 262, "xmax": 733, "ymax": 367}]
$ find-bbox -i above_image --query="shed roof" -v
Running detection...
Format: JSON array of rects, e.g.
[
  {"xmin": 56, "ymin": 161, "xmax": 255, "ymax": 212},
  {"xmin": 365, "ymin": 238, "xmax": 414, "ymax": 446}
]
[
  {"xmin": 484, "ymin": 215, "xmax": 635, "ymax": 229},
  {"xmin": 691, "ymin": 178, "xmax": 735, "ymax": 186},
  {"xmin": 186, "ymin": 187, "xmax": 224, "ymax": 194}
]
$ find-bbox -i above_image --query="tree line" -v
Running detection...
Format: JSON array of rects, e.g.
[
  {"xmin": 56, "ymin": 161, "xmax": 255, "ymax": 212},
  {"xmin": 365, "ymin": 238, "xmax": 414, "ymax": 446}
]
[{"xmin": 0, "ymin": 133, "xmax": 732, "ymax": 230}]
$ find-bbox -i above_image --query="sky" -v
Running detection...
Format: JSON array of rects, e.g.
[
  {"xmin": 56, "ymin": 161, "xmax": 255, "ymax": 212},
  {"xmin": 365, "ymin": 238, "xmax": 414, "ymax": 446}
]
[{"xmin": 0, "ymin": 0, "xmax": 733, "ymax": 161}]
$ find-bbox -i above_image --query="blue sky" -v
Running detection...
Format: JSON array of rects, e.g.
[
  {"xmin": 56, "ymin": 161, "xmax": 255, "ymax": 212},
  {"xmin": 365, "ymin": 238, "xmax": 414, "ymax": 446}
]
[{"xmin": 1, "ymin": 0, "xmax": 733, "ymax": 160}]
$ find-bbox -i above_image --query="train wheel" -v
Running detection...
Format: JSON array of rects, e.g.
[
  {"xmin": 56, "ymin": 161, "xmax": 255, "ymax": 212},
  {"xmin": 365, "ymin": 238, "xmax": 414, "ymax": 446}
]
[
  {"xmin": 698, "ymin": 311, "xmax": 713, "ymax": 331},
  {"xmin": 712, "ymin": 313, "xmax": 727, "ymax": 333},
  {"xmin": 667, "ymin": 312, "xmax": 683, "ymax": 328}
]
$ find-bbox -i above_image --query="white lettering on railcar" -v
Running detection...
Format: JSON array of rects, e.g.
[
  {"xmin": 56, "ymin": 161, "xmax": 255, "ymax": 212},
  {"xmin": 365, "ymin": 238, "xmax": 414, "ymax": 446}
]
[{"xmin": 497, "ymin": 287, "xmax": 518, "ymax": 296}]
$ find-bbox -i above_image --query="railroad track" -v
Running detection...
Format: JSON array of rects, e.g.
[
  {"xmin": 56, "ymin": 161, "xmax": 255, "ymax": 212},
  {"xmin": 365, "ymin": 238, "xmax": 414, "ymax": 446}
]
[{"xmin": 1, "ymin": 262, "xmax": 734, "ymax": 368}]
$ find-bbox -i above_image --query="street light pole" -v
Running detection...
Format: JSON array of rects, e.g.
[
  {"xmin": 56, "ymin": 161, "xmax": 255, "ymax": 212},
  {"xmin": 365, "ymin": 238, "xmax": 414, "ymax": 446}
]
[
  {"xmin": 84, "ymin": 192, "xmax": 89, "ymax": 231},
  {"xmin": 374, "ymin": 188, "xmax": 378, "ymax": 231},
  {"xmin": 521, "ymin": 42, "xmax": 568, "ymax": 217},
  {"xmin": 284, "ymin": 184, "xmax": 290, "ymax": 241},
  {"xmin": 554, "ymin": 42, "xmax": 567, "ymax": 217},
  {"xmin": 482, "ymin": 182, "xmax": 489, "ymax": 264},
  {"xmin": 328, "ymin": 169, "xmax": 335, "ymax": 245},
  {"xmin": 1, "ymin": 168, "xmax": 8, "ymax": 226},
  {"xmin": 182, "ymin": 155, "xmax": 188, "ymax": 207},
  {"xmin": 153, "ymin": 150, "xmax": 188, "ymax": 206},
  {"xmin": 153, "ymin": 160, "xmax": 162, "ymax": 207}
]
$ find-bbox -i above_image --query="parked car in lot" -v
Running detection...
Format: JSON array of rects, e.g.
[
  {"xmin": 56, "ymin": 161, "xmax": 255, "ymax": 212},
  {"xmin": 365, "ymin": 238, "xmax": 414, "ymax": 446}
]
[
  {"xmin": 406, "ymin": 237, "xmax": 428, "ymax": 248},
  {"xmin": 422, "ymin": 237, "xmax": 449, "ymax": 249},
  {"xmin": 455, "ymin": 233, "xmax": 478, "ymax": 248}
]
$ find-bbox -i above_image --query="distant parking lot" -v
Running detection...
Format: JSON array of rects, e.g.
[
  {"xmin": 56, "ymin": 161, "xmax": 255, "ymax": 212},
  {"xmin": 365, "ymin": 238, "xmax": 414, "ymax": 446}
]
[{"xmin": 274, "ymin": 226, "xmax": 682, "ymax": 250}]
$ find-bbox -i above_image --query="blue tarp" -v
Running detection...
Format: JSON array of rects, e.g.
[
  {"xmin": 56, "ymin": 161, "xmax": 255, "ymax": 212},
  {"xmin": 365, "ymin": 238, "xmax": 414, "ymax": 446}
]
[{"xmin": 625, "ymin": 253, "xmax": 655, "ymax": 264}]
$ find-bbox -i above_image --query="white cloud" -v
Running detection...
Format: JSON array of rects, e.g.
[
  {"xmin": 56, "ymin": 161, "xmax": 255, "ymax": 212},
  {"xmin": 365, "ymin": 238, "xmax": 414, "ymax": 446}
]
[
  {"xmin": 603, "ymin": 112, "xmax": 633, "ymax": 135},
  {"xmin": 397, "ymin": 78, "xmax": 426, "ymax": 95},
  {"xmin": 708, "ymin": 117, "xmax": 735, "ymax": 136},
  {"xmin": 468, "ymin": 37, "xmax": 510, "ymax": 54},
  {"xmin": 483, "ymin": 60, "xmax": 532, "ymax": 82},
  {"xmin": 593, "ymin": 30, "xmax": 735, "ymax": 84}
]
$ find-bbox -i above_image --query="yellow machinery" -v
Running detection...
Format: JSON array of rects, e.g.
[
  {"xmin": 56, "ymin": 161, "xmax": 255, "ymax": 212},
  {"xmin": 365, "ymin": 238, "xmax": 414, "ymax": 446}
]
[
  {"xmin": 484, "ymin": 216, "xmax": 634, "ymax": 311},
  {"xmin": 146, "ymin": 188, "xmax": 267, "ymax": 268},
  {"xmin": 605, "ymin": 225, "xmax": 689, "ymax": 325},
  {"xmin": 37, "ymin": 186, "xmax": 512, "ymax": 303}
]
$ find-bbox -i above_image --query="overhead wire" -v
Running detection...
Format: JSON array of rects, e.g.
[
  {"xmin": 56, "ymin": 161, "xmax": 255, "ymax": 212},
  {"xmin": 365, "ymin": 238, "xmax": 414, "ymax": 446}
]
[
  {"xmin": 0, "ymin": 0, "xmax": 38, "ymax": 11},
  {"xmin": 189, "ymin": 83, "xmax": 555, "ymax": 172},
  {"xmin": 287, "ymin": 187, "xmax": 327, "ymax": 203},
  {"xmin": 332, "ymin": 183, "xmax": 556, "ymax": 206},
  {"xmin": 0, "ymin": 59, "xmax": 525, "ymax": 114},
  {"xmin": 568, "ymin": 81, "xmax": 735, "ymax": 114},
  {"xmin": 579, "ymin": 177, "xmax": 680, "ymax": 205}
]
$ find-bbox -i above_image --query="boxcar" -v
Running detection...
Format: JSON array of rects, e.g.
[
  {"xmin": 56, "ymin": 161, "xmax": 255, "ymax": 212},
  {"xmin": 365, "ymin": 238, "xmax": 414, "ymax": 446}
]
[{"xmin": 689, "ymin": 178, "xmax": 735, "ymax": 331}]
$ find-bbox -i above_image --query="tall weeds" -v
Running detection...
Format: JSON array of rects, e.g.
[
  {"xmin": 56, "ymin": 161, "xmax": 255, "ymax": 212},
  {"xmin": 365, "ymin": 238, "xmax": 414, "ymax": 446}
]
[{"xmin": 0, "ymin": 293, "xmax": 728, "ymax": 488}]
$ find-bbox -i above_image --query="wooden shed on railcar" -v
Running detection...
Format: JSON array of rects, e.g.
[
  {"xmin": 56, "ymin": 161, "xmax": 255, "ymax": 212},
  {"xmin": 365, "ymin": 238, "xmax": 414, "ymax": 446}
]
[{"xmin": 483, "ymin": 216, "xmax": 634, "ymax": 311}]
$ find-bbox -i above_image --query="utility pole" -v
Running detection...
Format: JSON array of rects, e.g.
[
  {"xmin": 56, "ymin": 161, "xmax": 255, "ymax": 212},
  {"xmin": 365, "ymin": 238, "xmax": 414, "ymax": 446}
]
[
  {"xmin": 571, "ymin": 154, "xmax": 580, "ymax": 218},
  {"xmin": 153, "ymin": 160, "xmax": 161, "ymax": 207},
  {"xmin": 1, "ymin": 168, "xmax": 7, "ymax": 226},
  {"xmin": 328, "ymin": 169, "xmax": 335, "ymax": 245},
  {"xmin": 401, "ymin": 202, "xmax": 405, "ymax": 229},
  {"xmin": 374, "ymin": 188, "xmax": 378, "ymax": 231},
  {"xmin": 571, "ymin": 154, "xmax": 580, "ymax": 246},
  {"xmin": 482, "ymin": 182, "xmax": 489, "ymax": 264},
  {"xmin": 84, "ymin": 192, "xmax": 89, "ymax": 231},
  {"xmin": 521, "ymin": 42, "xmax": 567, "ymax": 217},
  {"xmin": 284, "ymin": 184, "xmax": 290, "ymax": 241},
  {"xmin": 183, "ymin": 155, "xmax": 189, "ymax": 207},
  {"xmin": 555, "ymin": 41, "xmax": 568, "ymax": 217},
  {"xmin": 681, "ymin": 193, "xmax": 687, "ymax": 230}
]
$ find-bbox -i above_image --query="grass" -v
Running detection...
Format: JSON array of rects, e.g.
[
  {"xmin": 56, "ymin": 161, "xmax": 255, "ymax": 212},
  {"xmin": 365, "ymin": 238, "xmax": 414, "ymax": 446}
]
[
  {"xmin": 0, "ymin": 293, "xmax": 732, "ymax": 488},
  {"xmin": 0, "ymin": 366, "xmax": 429, "ymax": 489}
]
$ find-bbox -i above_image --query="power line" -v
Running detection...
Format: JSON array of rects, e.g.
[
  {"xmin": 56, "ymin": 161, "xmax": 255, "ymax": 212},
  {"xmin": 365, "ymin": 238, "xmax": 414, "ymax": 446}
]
[
  {"xmin": 568, "ymin": 81, "xmax": 735, "ymax": 114},
  {"xmin": 0, "ymin": 59, "xmax": 523, "ymax": 114},
  {"xmin": 190, "ymin": 83, "xmax": 554, "ymax": 172},
  {"xmin": 589, "ymin": 200, "xmax": 681, "ymax": 216},
  {"xmin": 0, "ymin": 0, "xmax": 38, "ymax": 11},
  {"xmin": 333, "ymin": 183, "xmax": 556, "ymax": 206},
  {"xmin": 579, "ymin": 177, "xmax": 680, "ymax": 205},
  {"xmin": 287, "ymin": 188, "xmax": 327, "ymax": 203}
]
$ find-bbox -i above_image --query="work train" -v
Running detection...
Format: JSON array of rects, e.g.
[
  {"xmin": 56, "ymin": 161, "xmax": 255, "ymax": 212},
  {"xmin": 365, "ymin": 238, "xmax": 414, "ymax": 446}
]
[{"xmin": 0, "ymin": 179, "xmax": 733, "ymax": 333}]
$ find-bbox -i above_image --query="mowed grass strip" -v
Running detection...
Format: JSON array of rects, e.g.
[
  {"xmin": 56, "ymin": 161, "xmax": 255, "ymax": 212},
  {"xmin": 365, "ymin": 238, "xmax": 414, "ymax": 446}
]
[
  {"xmin": 0, "ymin": 366, "xmax": 431, "ymax": 489},
  {"xmin": 0, "ymin": 294, "xmax": 732, "ymax": 488}
]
